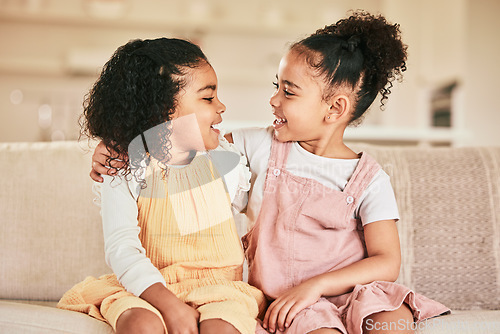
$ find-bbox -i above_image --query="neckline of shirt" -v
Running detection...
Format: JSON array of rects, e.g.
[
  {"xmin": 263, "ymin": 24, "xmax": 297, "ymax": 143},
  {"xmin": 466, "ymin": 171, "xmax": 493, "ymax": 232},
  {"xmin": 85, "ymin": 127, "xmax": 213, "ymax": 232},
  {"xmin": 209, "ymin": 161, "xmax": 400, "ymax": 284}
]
[
  {"xmin": 291, "ymin": 142, "xmax": 360, "ymax": 165},
  {"xmin": 166, "ymin": 151, "xmax": 208, "ymax": 169}
]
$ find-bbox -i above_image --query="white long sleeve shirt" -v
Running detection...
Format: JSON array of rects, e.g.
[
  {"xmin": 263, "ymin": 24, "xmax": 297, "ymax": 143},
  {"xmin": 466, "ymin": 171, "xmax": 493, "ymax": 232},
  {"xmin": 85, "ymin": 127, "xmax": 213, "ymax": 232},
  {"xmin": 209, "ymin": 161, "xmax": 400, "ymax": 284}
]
[{"xmin": 93, "ymin": 134, "xmax": 251, "ymax": 296}]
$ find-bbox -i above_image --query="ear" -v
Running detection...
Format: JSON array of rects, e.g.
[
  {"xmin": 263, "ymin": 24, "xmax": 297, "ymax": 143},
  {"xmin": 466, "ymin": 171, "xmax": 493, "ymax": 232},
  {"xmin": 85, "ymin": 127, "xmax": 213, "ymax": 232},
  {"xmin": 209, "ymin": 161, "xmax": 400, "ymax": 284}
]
[{"xmin": 326, "ymin": 95, "xmax": 350, "ymax": 122}]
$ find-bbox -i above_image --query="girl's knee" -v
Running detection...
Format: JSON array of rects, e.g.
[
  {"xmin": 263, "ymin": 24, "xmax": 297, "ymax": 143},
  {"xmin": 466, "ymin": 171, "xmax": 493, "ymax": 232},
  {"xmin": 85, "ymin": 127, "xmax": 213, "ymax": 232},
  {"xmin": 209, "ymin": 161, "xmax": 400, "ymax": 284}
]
[
  {"xmin": 116, "ymin": 308, "xmax": 165, "ymax": 334},
  {"xmin": 363, "ymin": 303, "xmax": 414, "ymax": 334},
  {"xmin": 308, "ymin": 328, "xmax": 343, "ymax": 334},
  {"xmin": 200, "ymin": 319, "xmax": 239, "ymax": 334}
]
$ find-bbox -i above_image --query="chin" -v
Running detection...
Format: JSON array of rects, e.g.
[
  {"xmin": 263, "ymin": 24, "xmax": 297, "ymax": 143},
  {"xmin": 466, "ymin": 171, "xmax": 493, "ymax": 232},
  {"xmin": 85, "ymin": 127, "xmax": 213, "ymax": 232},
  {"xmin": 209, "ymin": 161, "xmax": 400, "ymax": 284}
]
[
  {"xmin": 205, "ymin": 140, "xmax": 219, "ymax": 150},
  {"xmin": 274, "ymin": 129, "xmax": 292, "ymax": 143}
]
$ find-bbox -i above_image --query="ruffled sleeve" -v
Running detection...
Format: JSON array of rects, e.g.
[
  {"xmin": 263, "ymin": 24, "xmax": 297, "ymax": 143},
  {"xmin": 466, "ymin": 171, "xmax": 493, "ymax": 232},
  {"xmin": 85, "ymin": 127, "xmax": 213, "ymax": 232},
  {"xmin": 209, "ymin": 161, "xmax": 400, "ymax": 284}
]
[
  {"xmin": 215, "ymin": 129, "xmax": 251, "ymax": 213},
  {"xmin": 92, "ymin": 182, "xmax": 102, "ymax": 207}
]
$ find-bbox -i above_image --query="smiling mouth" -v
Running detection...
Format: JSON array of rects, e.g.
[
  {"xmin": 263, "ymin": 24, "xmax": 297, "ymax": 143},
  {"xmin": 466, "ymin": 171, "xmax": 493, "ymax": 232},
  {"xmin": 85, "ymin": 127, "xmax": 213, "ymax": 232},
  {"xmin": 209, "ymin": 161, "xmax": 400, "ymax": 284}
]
[
  {"xmin": 211, "ymin": 123, "xmax": 221, "ymax": 134},
  {"xmin": 273, "ymin": 116, "xmax": 287, "ymax": 128}
]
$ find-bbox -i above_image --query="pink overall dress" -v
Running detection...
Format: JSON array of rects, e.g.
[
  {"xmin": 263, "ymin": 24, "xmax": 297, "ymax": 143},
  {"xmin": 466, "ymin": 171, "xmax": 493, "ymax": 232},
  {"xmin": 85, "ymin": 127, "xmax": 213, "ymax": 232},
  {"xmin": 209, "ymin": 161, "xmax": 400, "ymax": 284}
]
[{"xmin": 242, "ymin": 138, "xmax": 449, "ymax": 334}]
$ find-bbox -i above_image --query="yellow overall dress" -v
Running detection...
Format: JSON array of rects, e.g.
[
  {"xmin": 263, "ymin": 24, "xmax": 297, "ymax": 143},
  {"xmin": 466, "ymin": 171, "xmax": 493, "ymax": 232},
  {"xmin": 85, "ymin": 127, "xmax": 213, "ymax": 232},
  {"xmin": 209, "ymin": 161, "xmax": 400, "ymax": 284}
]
[{"xmin": 58, "ymin": 154, "xmax": 265, "ymax": 333}]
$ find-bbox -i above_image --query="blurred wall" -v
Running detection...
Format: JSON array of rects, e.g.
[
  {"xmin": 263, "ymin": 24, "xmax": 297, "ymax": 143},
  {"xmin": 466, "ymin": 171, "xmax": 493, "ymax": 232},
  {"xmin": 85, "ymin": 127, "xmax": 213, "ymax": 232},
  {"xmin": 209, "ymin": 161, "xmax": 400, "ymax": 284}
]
[
  {"xmin": 0, "ymin": 0, "xmax": 498, "ymax": 146},
  {"xmin": 461, "ymin": 0, "xmax": 500, "ymax": 146}
]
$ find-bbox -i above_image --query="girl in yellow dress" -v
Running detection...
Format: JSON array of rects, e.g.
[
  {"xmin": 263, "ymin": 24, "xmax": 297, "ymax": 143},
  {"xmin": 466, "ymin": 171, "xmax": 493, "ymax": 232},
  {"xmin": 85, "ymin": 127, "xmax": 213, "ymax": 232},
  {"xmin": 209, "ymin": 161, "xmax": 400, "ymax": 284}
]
[{"xmin": 58, "ymin": 37, "xmax": 265, "ymax": 334}]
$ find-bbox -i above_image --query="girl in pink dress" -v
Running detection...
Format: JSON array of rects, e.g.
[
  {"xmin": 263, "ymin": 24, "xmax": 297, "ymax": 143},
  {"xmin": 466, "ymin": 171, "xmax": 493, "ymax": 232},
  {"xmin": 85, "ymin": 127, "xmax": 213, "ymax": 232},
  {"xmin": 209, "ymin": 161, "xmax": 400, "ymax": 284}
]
[{"xmin": 228, "ymin": 11, "xmax": 449, "ymax": 334}]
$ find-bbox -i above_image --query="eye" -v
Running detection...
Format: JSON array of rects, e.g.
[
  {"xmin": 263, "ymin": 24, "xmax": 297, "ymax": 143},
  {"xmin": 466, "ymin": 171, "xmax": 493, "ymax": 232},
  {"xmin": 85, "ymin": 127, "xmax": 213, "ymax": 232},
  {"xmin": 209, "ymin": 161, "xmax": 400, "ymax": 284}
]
[
  {"xmin": 203, "ymin": 97, "xmax": 214, "ymax": 102},
  {"xmin": 273, "ymin": 81, "xmax": 295, "ymax": 97}
]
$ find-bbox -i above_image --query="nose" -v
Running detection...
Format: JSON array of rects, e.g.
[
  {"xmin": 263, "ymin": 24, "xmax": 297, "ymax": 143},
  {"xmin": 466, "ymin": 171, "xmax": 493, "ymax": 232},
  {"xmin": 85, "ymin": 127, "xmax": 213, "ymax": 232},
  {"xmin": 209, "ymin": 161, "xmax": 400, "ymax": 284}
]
[
  {"xmin": 217, "ymin": 98, "xmax": 226, "ymax": 114},
  {"xmin": 269, "ymin": 90, "xmax": 279, "ymax": 108}
]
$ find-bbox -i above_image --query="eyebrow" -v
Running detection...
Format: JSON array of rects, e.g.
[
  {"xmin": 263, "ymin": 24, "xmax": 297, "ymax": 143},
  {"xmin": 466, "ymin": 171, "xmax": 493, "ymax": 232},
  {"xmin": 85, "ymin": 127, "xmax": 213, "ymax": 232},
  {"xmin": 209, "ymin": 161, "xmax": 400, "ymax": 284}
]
[
  {"xmin": 276, "ymin": 75, "xmax": 302, "ymax": 90},
  {"xmin": 197, "ymin": 84, "xmax": 216, "ymax": 93}
]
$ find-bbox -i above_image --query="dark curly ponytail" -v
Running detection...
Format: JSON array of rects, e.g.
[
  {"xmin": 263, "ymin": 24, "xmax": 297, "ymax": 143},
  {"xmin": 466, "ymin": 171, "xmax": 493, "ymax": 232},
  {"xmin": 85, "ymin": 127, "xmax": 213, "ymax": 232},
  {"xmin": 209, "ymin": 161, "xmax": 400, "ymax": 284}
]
[
  {"xmin": 80, "ymin": 37, "xmax": 208, "ymax": 182},
  {"xmin": 291, "ymin": 11, "xmax": 408, "ymax": 124}
]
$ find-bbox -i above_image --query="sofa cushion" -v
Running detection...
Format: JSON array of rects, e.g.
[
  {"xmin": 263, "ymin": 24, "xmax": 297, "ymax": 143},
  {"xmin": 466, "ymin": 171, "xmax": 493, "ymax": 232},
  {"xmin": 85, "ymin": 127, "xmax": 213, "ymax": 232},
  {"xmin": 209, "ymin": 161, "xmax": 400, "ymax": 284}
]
[
  {"xmin": 0, "ymin": 141, "xmax": 111, "ymax": 301},
  {"xmin": 352, "ymin": 145, "xmax": 500, "ymax": 311},
  {"xmin": 0, "ymin": 300, "xmax": 113, "ymax": 333},
  {"xmin": 414, "ymin": 310, "xmax": 500, "ymax": 333}
]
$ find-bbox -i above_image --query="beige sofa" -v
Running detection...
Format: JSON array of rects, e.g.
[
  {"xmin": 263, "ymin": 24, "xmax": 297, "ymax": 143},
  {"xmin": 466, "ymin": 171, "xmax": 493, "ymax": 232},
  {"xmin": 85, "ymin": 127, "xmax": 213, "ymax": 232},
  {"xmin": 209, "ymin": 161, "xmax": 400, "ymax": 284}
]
[{"xmin": 1, "ymin": 140, "xmax": 499, "ymax": 333}]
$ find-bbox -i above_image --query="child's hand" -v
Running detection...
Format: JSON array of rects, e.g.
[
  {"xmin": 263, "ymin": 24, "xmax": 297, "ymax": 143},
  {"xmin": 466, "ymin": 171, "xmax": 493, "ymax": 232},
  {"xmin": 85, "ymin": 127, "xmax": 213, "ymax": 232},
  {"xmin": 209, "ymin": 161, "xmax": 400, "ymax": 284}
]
[
  {"xmin": 140, "ymin": 283, "xmax": 200, "ymax": 334},
  {"xmin": 161, "ymin": 298, "xmax": 200, "ymax": 334},
  {"xmin": 263, "ymin": 279, "xmax": 323, "ymax": 333},
  {"xmin": 90, "ymin": 140, "xmax": 127, "ymax": 182}
]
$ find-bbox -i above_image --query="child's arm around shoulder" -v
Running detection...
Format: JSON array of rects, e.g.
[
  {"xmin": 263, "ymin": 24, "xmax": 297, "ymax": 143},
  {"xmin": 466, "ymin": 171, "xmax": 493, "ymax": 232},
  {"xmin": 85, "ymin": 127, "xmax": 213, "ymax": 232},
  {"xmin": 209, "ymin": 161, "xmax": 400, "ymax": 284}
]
[
  {"xmin": 225, "ymin": 126, "xmax": 274, "ymax": 163},
  {"xmin": 224, "ymin": 132, "xmax": 233, "ymax": 143}
]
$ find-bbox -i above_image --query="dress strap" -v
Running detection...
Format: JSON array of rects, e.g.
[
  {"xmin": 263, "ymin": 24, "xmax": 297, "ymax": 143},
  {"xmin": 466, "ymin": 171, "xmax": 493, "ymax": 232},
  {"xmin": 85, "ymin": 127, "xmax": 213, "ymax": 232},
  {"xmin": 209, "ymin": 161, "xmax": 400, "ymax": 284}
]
[
  {"xmin": 343, "ymin": 152, "xmax": 382, "ymax": 198},
  {"xmin": 269, "ymin": 134, "xmax": 293, "ymax": 169}
]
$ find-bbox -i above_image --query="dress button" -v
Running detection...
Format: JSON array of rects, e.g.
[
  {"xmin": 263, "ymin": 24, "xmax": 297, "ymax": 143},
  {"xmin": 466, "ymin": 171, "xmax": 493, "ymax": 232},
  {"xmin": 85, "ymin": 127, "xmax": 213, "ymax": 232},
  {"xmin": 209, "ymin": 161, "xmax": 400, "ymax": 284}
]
[
  {"xmin": 273, "ymin": 168, "xmax": 281, "ymax": 176},
  {"xmin": 346, "ymin": 196, "xmax": 354, "ymax": 205}
]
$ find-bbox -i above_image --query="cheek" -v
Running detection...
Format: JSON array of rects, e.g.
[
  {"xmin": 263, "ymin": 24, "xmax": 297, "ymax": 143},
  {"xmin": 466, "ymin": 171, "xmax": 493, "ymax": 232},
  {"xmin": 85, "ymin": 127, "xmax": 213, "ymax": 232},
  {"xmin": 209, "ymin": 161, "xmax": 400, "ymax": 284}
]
[
  {"xmin": 199, "ymin": 119, "xmax": 213, "ymax": 136},
  {"xmin": 196, "ymin": 109, "xmax": 212, "ymax": 123}
]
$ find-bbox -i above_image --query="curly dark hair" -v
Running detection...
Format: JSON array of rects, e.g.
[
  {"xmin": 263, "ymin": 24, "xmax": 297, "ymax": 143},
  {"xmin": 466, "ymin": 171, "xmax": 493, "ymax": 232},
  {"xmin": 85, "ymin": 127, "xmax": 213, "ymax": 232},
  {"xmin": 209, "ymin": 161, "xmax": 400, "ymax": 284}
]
[
  {"xmin": 80, "ymin": 37, "xmax": 208, "ymax": 181},
  {"xmin": 291, "ymin": 10, "xmax": 408, "ymax": 125}
]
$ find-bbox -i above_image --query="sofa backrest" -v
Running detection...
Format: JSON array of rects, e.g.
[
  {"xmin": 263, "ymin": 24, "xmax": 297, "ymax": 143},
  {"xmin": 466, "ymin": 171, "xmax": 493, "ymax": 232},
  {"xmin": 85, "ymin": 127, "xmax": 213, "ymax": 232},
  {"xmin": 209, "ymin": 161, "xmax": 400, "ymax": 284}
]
[
  {"xmin": 0, "ymin": 141, "xmax": 111, "ymax": 302},
  {"xmin": 351, "ymin": 144, "xmax": 500, "ymax": 311},
  {"xmin": 1, "ymin": 141, "xmax": 499, "ymax": 310}
]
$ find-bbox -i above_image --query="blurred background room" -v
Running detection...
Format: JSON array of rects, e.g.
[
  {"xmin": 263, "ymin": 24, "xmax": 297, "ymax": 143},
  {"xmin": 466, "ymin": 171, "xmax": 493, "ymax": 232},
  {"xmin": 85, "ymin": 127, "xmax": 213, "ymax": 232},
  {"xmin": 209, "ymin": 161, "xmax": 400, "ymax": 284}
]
[{"xmin": 1, "ymin": 0, "xmax": 499, "ymax": 147}]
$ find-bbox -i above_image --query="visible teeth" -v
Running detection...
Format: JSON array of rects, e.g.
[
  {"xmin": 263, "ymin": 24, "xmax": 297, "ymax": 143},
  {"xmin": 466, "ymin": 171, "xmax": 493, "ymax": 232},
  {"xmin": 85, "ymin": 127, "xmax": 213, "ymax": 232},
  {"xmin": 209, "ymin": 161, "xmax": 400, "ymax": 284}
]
[{"xmin": 275, "ymin": 117, "xmax": 287, "ymax": 124}]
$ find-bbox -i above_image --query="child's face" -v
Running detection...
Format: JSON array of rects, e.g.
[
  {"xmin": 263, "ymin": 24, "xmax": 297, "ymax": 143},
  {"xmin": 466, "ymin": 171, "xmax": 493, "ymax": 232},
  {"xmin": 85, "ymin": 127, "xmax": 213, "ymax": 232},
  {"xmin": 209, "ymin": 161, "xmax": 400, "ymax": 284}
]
[
  {"xmin": 270, "ymin": 50, "xmax": 331, "ymax": 143},
  {"xmin": 173, "ymin": 63, "xmax": 225, "ymax": 150}
]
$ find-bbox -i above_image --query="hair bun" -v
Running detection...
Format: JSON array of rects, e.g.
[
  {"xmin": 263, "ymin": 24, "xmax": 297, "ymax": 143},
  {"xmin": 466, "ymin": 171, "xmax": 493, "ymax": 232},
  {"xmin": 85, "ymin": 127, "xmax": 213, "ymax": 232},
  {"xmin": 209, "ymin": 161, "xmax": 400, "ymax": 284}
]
[
  {"xmin": 295, "ymin": 10, "xmax": 408, "ymax": 125},
  {"xmin": 342, "ymin": 35, "xmax": 360, "ymax": 52},
  {"xmin": 130, "ymin": 40, "xmax": 165, "ymax": 66}
]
